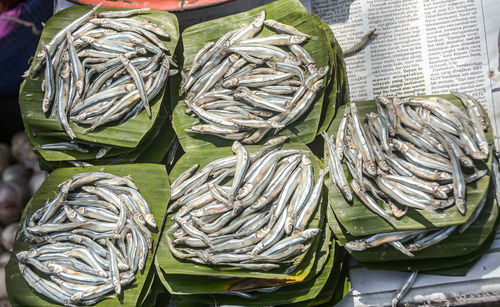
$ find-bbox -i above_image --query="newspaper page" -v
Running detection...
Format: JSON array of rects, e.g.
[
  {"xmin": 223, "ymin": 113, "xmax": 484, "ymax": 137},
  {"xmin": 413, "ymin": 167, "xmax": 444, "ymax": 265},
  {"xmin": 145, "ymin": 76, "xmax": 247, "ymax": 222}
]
[
  {"xmin": 311, "ymin": 0, "xmax": 500, "ymax": 147},
  {"xmin": 309, "ymin": 1, "xmax": 500, "ymax": 305}
]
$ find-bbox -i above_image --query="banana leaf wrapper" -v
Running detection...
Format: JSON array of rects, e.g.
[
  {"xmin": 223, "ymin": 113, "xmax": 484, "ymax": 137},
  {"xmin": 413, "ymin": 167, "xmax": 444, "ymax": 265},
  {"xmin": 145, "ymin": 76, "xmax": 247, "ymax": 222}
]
[
  {"xmin": 326, "ymin": 95, "xmax": 493, "ymax": 236},
  {"xmin": 19, "ymin": 6, "xmax": 179, "ymax": 157},
  {"xmin": 155, "ymin": 144, "xmax": 328, "ymax": 282},
  {"xmin": 172, "ymin": 0, "xmax": 335, "ymax": 152},
  {"xmin": 6, "ymin": 164, "xmax": 170, "ymax": 307}
]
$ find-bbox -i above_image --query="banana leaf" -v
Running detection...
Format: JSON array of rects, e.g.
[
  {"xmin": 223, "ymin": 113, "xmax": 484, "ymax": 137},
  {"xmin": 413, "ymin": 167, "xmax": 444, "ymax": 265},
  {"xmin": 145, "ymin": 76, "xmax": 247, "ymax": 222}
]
[
  {"xmin": 19, "ymin": 6, "xmax": 179, "ymax": 151},
  {"xmin": 172, "ymin": 231, "xmax": 337, "ymax": 306},
  {"xmin": 314, "ymin": 261, "xmax": 351, "ymax": 307},
  {"xmin": 172, "ymin": 0, "xmax": 332, "ymax": 152},
  {"xmin": 331, "ymin": 184, "xmax": 498, "ymax": 263},
  {"xmin": 6, "ymin": 164, "xmax": 170, "ymax": 307},
  {"xmin": 305, "ymin": 247, "xmax": 347, "ymax": 307},
  {"xmin": 326, "ymin": 95, "xmax": 493, "ymax": 236},
  {"xmin": 155, "ymin": 144, "xmax": 327, "ymax": 281},
  {"xmin": 28, "ymin": 78, "xmax": 174, "ymax": 163},
  {"xmin": 357, "ymin": 199, "xmax": 500, "ymax": 275},
  {"xmin": 34, "ymin": 106, "xmax": 174, "ymax": 170},
  {"xmin": 156, "ymin": 217, "xmax": 331, "ymax": 296},
  {"xmin": 314, "ymin": 16, "xmax": 347, "ymax": 134}
]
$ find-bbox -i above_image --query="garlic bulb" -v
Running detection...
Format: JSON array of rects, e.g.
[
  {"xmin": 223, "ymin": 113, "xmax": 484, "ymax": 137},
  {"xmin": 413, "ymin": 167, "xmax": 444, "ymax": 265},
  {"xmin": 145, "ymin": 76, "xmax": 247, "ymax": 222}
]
[
  {"xmin": 2, "ymin": 164, "xmax": 30, "ymax": 185},
  {"xmin": 0, "ymin": 183, "xmax": 25, "ymax": 225}
]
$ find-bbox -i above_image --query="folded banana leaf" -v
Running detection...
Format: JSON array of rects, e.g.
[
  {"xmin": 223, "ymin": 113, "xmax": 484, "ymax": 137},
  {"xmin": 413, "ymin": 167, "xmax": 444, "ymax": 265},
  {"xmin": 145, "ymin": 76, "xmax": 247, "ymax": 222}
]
[
  {"xmin": 172, "ymin": 0, "xmax": 334, "ymax": 152},
  {"xmin": 330, "ymin": 184, "xmax": 498, "ymax": 263},
  {"xmin": 155, "ymin": 144, "xmax": 327, "ymax": 281},
  {"xmin": 19, "ymin": 6, "xmax": 179, "ymax": 154},
  {"xmin": 327, "ymin": 95, "xmax": 493, "ymax": 236},
  {"xmin": 6, "ymin": 164, "xmax": 170, "ymax": 306},
  {"xmin": 171, "ymin": 230, "xmax": 337, "ymax": 306},
  {"xmin": 313, "ymin": 15, "xmax": 348, "ymax": 134},
  {"xmin": 155, "ymin": 225, "xmax": 330, "ymax": 296},
  {"xmin": 357, "ymin": 197, "xmax": 500, "ymax": 275},
  {"xmin": 314, "ymin": 261, "xmax": 351, "ymax": 307},
  {"xmin": 285, "ymin": 243, "xmax": 347, "ymax": 307},
  {"xmin": 33, "ymin": 108, "xmax": 175, "ymax": 170}
]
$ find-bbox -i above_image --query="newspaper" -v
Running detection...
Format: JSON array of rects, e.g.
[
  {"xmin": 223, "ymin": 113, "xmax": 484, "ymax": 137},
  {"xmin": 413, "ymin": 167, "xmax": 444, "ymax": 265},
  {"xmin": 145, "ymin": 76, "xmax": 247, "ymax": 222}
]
[
  {"xmin": 308, "ymin": 0, "xmax": 500, "ymax": 304},
  {"xmin": 311, "ymin": 0, "xmax": 500, "ymax": 147}
]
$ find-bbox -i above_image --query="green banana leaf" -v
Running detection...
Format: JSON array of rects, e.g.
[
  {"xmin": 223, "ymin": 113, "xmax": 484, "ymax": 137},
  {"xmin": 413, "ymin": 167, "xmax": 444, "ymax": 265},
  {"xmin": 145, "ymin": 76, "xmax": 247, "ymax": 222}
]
[
  {"xmin": 305, "ymin": 247, "xmax": 347, "ymax": 307},
  {"xmin": 172, "ymin": 232, "xmax": 337, "ymax": 306},
  {"xmin": 34, "ymin": 107, "xmax": 174, "ymax": 170},
  {"xmin": 314, "ymin": 261, "xmax": 351, "ymax": 307},
  {"xmin": 314, "ymin": 16, "xmax": 347, "ymax": 134},
  {"xmin": 28, "ymin": 80, "xmax": 173, "ymax": 163},
  {"xmin": 29, "ymin": 132, "xmax": 132, "ymax": 161},
  {"xmin": 155, "ymin": 144, "xmax": 327, "ymax": 281},
  {"xmin": 155, "ymin": 226, "xmax": 331, "ymax": 296},
  {"xmin": 136, "ymin": 114, "xmax": 176, "ymax": 164},
  {"xmin": 172, "ymin": 0, "xmax": 332, "ymax": 152},
  {"xmin": 327, "ymin": 95, "xmax": 493, "ymax": 236},
  {"xmin": 6, "ymin": 164, "xmax": 170, "ymax": 307},
  {"xmin": 19, "ymin": 6, "xmax": 179, "ymax": 151},
  {"xmin": 357, "ymin": 199, "xmax": 500, "ymax": 275},
  {"xmin": 331, "ymin": 184, "xmax": 498, "ymax": 263}
]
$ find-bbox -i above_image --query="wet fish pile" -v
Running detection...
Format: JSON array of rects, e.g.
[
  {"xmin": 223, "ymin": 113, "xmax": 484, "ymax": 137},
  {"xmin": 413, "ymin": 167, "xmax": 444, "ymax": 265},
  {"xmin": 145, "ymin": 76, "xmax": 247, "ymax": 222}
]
[
  {"xmin": 182, "ymin": 10, "xmax": 328, "ymax": 144},
  {"xmin": 32, "ymin": 5, "xmax": 175, "ymax": 138},
  {"xmin": 16, "ymin": 170, "xmax": 155, "ymax": 305},
  {"xmin": 166, "ymin": 138, "xmax": 324, "ymax": 270},
  {"xmin": 325, "ymin": 93, "xmax": 490, "ymax": 255}
]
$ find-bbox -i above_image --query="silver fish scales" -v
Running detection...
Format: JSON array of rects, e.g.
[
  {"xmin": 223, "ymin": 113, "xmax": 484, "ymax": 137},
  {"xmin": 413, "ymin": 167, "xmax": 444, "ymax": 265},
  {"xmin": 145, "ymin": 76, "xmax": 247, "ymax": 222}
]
[
  {"xmin": 166, "ymin": 138, "xmax": 323, "ymax": 270},
  {"xmin": 17, "ymin": 170, "xmax": 155, "ymax": 305},
  {"xmin": 31, "ymin": 6, "xmax": 177, "ymax": 146},
  {"xmin": 329, "ymin": 94, "xmax": 490, "ymax": 256},
  {"xmin": 182, "ymin": 10, "xmax": 327, "ymax": 144}
]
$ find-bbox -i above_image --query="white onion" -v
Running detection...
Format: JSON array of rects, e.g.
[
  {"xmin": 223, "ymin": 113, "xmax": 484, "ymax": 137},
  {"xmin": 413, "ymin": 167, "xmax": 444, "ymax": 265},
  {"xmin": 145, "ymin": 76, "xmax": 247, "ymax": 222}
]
[
  {"xmin": 2, "ymin": 164, "xmax": 30, "ymax": 185},
  {"xmin": 0, "ymin": 183, "xmax": 25, "ymax": 225},
  {"xmin": 28, "ymin": 171, "xmax": 48, "ymax": 197},
  {"xmin": 0, "ymin": 253, "xmax": 9, "ymax": 267},
  {"xmin": 0, "ymin": 267, "xmax": 6, "ymax": 299},
  {"xmin": 10, "ymin": 132, "xmax": 37, "ymax": 170}
]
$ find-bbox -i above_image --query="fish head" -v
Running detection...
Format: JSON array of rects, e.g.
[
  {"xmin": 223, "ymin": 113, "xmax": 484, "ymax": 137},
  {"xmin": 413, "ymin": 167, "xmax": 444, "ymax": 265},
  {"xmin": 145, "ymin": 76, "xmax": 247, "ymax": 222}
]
[
  {"xmin": 303, "ymin": 228, "xmax": 320, "ymax": 238},
  {"xmin": 290, "ymin": 35, "xmax": 307, "ymax": 44},
  {"xmin": 222, "ymin": 78, "xmax": 238, "ymax": 88},
  {"xmin": 16, "ymin": 251, "xmax": 29, "ymax": 261},
  {"xmin": 344, "ymin": 240, "xmax": 366, "ymax": 251},
  {"xmin": 47, "ymin": 263, "xmax": 63, "ymax": 273}
]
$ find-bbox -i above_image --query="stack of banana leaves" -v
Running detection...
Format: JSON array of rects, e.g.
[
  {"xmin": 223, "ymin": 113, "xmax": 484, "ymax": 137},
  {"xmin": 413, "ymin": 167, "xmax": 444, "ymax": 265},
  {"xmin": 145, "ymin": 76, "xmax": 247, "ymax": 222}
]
[
  {"xmin": 171, "ymin": 0, "xmax": 347, "ymax": 153},
  {"xmin": 154, "ymin": 138, "xmax": 349, "ymax": 306},
  {"xmin": 19, "ymin": 6, "xmax": 180, "ymax": 170},
  {"xmin": 325, "ymin": 93, "xmax": 499, "ymax": 276},
  {"xmin": 5, "ymin": 164, "xmax": 170, "ymax": 306}
]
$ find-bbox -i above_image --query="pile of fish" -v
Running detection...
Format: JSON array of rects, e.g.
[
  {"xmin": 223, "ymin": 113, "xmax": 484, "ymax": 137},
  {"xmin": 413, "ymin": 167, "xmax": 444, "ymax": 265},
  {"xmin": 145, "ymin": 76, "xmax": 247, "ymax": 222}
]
[
  {"xmin": 16, "ymin": 170, "xmax": 155, "ymax": 305},
  {"xmin": 166, "ymin": 138, "xmax": 324, "ymax": 270},
  {"xmin": 182, "ymin": 10, "xmax": 328, "ymax": 144},
  {"xmin": 325, "ymin": 93, "xmax": 490, "ymax": 255},
  {"xmin": 32, "ymin": 4, "xmax": 175, "ymax": 136}
]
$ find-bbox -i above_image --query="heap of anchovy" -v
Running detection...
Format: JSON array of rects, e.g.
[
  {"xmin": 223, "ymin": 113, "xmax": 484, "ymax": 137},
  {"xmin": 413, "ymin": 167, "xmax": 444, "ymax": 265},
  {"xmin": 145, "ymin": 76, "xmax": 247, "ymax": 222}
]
[
  {"xmin": 31, "ymin": 4, "xmax": 176, "ymax": 138},
  {"xmin": 324, "ymin": 92, "xmax": 490, "ymax": 256},
  {"xmin": 182, "ymin": 10, "xmax": 328, "ymax": 144},
  {"xmin": 16, "ymin": 170, "xmax": 155, "ymax": 306},
  {"xmin": 166, "ymin": 137, "xmax": 324, "ymax": 271}
]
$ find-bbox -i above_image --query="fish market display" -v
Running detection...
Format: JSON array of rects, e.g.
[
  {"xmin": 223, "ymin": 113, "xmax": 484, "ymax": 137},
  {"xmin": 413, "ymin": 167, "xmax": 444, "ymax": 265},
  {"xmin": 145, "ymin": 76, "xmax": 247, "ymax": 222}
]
[
  {"xmin": 31, "ymin": 5, "xmax": 175, "ymax": 136},
  {"xmin": 182, "ymin": 10, "xmax": 328, "ymax": 144},
  {"xmin": 16, "ymin": 170, "xmax": 154, "ymax": 305},
  {"xmin": 325, "ymin": 93, "xmax": 491, "ymax": 255},
  {"xmin": 166, "ymin": 138, "xmax": 324, "ymax": 269}
]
